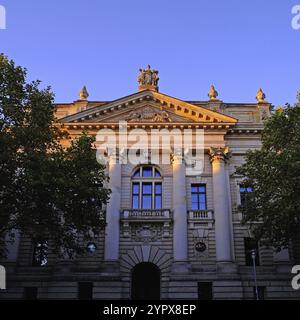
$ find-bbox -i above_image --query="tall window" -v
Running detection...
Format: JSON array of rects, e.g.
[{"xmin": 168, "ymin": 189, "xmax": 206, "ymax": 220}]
[
  {"xmin": 131, "ymin": 166, "xmax": 162, "ymax": 210},
  {"xmin": 244, "ymin": 237, "xmax": 260, "ymax": 266},
  {"xmin": 191, "ymin": 184, "xmax": 207, "ymax": 210},
  {"xmin": 240, "ymin": 186, "xmax": 253, "ymax": 208}
]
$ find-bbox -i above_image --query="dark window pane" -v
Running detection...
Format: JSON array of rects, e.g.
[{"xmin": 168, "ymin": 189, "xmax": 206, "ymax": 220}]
[
  {"xmin": 132, "ymin": 195, "xmax": 139, "ymax": 209},
  {"xmin": 155, "ymin": 183, "xmax": 162, "ymax": 194},
  {"xmin": 199, "ymin": 202, "xmax": 206, "ymax": 210},
  {"xmin": 142, "ymin": 196, "xmax": 152, "ymax": 209},
  {"xmin": 155, "ymin": 195, "xmax": 162, "ymax": 209},
  {"xmin": 191, "ymin": 186, "xmax": 198, "ymax": 193},
  {"xmin": 24, "ymin": 287, "xmax": 38, "ymax": 300},
  {"xmin": 199, "ymin": 186, "xmax": 206, "ymax": 193},
  {"xmin": 133, "ymin": 169, "xmax": 140, "ymax": 177},
  {"xmin": 191, "ymin": 194, "xmax": 198, "ymax": 203},
  {"xmin": 142, "ymin": 183, "xmax": 152, "ymax": 194},
  {"xmin": 155, "ymin": 169, "xmax": 161, "ymax": 177},
  {"xmin": 199, "ymin": 194, "xmax": 206, "ymax": 204},
  {"xmin": 198, "ymin": 282, "xmax": 213, "ymax": 300},
  {"xmin": 132, "ymin": 183, "xmax": 139, "ymax": 194},
  {"xmin": 192, "ymin": 202, "xmax": 199, "ymax": 210},
  {"xmin": 78, "ymin": 282, "xmax": 93, "ymax": 300},
  {"xmin": 142, "ymin": 167, "xmax": 153, "ymax": 177}
]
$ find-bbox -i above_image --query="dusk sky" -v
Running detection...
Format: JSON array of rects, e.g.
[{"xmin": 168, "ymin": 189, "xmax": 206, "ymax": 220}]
[{"xmin": 0, "ymin": 0, "xmax": 299, "ymax": 106}]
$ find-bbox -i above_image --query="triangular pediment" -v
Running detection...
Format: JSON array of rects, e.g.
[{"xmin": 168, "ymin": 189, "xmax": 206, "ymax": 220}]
[{"xmin": 59, "ymin": 90, "xmax": 237, "ymax": 125}]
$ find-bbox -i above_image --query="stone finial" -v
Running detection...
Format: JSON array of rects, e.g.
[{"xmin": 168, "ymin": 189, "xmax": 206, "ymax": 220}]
[
  {"xmin": 138, "ymin": 65, "xmax": 159, "ymax": 92},
  {"xmin": 79, "ymin": 86, "xmax": 89, "ymax": 100},
  {"xmin": 256, "ymin": 88, "xmax": 266, "ymax": 103},
  {"xmin": 208, "ymin": 85, "xmax": 218, "ymax": 100}
]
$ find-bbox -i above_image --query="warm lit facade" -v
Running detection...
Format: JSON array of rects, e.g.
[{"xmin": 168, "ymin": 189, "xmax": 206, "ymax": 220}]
[{"xmin": 1, "ymin": 67, "xmax": 299, "ymax": 300}]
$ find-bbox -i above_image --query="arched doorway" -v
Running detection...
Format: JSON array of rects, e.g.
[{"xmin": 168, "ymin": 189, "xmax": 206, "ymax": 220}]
[{"xmin": 131, "ymin": 262, "xmax": 160, "ymax": 300}]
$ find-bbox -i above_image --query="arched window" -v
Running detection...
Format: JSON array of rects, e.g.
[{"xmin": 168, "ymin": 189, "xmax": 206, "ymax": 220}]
[{"xmin": 131, "ymin": 166, "xmax": 162, "ymax": 210}]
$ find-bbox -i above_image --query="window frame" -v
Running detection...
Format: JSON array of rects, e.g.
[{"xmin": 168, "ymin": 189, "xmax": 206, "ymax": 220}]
[
  {"xmin": 191, "ymin": 184, "xmax": 207, "ymax": 211},
  {"xmin": 131, "ymin": 166, "xmax": 163, "ymax": 210}
]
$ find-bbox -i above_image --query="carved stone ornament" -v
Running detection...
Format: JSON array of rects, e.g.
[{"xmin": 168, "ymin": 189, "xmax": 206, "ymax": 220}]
[
  {"xmin": 125, "ymin": 107, "xmax": 172, "ymax": 122},
  {"xmin": 208, "ymin": 146, "xmax": 230, "ymax": 163},
  {"xmin": 138, "ymin": 65, "xmax": 159, "ymax": 91},
  {"xmin": 131, "ymin": 224, "xmax": 162, "ymax": 243}
]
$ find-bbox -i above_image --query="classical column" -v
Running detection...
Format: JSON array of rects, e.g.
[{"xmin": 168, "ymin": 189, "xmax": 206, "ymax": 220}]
[
  {"xmin": 172, "ymin": 150, "xmax": 189, "ymax": 270},
  {"xmin": 104, "ymin": 151, "xmax": 121, "ymax": 262},
  {"xmin": 209, "ymin": 147, "xmax": 233, "ymax": 263}
]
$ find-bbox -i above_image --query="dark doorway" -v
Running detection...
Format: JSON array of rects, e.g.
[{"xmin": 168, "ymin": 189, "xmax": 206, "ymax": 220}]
[{"xmin": 131, "ymin": 262, "xmax": 160, "ymax": 300}]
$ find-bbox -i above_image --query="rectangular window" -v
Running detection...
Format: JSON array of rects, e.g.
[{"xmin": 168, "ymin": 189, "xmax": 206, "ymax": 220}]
[
  {"xmin": 142, "ymin": 182, "xmax": 152, "ymax": 209},
  {"xmin": 244, "ymin": 237, "xmax": 260, "ymax": 266},
  {"xmin": 24, "ymin": 287, "xmax": 38, "ymax": 300},
  {"xmin": 198, "ymin": 282, "xmax": 213, "ymax": 300},
  {"xmin": 240, "ymin": 186, "xmax": 253, "ymax": 207},
  {"xmin": 253, "ymin": 286, "xmax": 265, "ymax": 300},
  {"xmin": 154, "ymin": 182, "xmax": 162, "ymax": 209},
  {"xmin": 132, "ymin": 182, "xmax": 140, "ymax": 209},
  {"xmin": 78, "ymin": 282, "xmax": 93, "ymax": 300},
  {"xmin": 191, "ymin": 184, "xmax": 207, "ymax": 210}
]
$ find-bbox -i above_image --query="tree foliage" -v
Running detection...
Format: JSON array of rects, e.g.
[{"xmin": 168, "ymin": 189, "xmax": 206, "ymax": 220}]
[
  {"xmin": 236, "ymin": 103, "xmax": 300, "ymax": 252},
  {"xmin": 0, "ymin": 54, "xmax": 110, "ymax": 258}
]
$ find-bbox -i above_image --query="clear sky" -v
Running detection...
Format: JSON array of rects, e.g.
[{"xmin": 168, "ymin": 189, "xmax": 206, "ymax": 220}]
[{"xmin": 0, "ymin": 0, "xmax": 299, "ymax": 106}]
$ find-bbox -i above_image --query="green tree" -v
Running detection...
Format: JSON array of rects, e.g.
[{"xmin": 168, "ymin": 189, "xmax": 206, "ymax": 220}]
[
  {"xmin": 236, "ymin": 102, "xmax": 300, "ymax": 261},
  {"xmin": 0, "ymin": 54, "xmax": 110, "ymax": 258}
]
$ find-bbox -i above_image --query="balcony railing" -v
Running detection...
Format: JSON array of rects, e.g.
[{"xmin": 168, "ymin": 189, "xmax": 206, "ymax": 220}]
[
  {"xmin": 188, "ymin": 210, "xmax": 214, "ymax": 220},
  {"xmin": 188, "ymin": 210, "xmax": 214, "ymax": 228},
  {"xmin": 121, "ymin": 209, "xmax": 172, "ymax": 220}
]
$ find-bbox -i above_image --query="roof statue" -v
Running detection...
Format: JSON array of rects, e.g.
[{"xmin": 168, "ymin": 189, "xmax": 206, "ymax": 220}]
[
  {"xmin": 208, "ymin": 85, "xmax": 218, "ymax": 100},
  {"xmin": 138, "ymin": 65, "xmax": 159, "ymax": 91},
  {"xmin": 256, "ymin": 88, "xmax": 266, "ymax": 103},
  {"xmin": 79, "ymin": 86, "xmax": 89, "ymax": 100}
]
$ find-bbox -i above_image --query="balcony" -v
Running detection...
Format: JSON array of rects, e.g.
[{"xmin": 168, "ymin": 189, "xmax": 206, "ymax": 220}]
[{"xmin": 188, "ymin": 210, "xmax": 214, "ymax": 228}]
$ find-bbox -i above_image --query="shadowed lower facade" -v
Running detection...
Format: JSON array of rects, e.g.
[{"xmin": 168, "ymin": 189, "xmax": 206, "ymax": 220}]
[{"xmin": 1, "ymin": 67, "xmax": 299, "ymax": 300}]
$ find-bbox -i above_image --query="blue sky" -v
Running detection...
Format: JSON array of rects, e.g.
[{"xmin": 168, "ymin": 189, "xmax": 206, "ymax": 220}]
[{"xmin": 0, "ymin": 0, "xmax": 299, "ymax": 106}]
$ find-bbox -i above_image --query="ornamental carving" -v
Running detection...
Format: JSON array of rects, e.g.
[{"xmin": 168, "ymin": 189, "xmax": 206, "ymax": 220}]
[
  {"xmin": 208, "ymin": 146, "xmax": 230, "ymax": 162},
  {"xmin": 131, "ymin": 224, "xmax": 163, "ymax": 243},
  {"xmin": 125, "ymin": 107, "xmax": 172, "ymax": 122}
]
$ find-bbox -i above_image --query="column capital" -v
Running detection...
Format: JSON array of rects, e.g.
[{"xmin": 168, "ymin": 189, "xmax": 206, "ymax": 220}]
[
  {"xmin": 171, "ymin": 148, "xmax": 184, "ymax": 165},
  {"xmin": 209, "ymin": 146, "xmax": 230, "ymax": 163}
]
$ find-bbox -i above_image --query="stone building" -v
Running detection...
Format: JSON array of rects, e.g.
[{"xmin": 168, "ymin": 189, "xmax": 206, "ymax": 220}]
[{"xmin": 0, "ymin": 66, "xmax": 299, "ymax": 300}]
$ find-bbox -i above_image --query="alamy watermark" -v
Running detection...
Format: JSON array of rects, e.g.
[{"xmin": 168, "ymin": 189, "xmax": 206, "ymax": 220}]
[
  {"xmin": 292, "ymin": 5, "xmax": 300, "ymax": 30},
  {"xmin": 0, "ymin": 265, "xmax": 5, "ymax": 290},
  {"xmin": 292, "ymin": 265, "xmax": 300, "ymax": 290},
  {"xmin": 0, "ymin": 5, "xmax": 6, "ymax": 30},
  {"xmin": 95, "ymin": 121, "xmax": 205, "ymax": 176}
]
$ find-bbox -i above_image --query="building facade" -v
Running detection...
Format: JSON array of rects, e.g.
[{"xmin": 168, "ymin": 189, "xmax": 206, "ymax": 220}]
[{"xmin": 0, "ymin": 67, "xmax": 299, "ymax": 300}]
